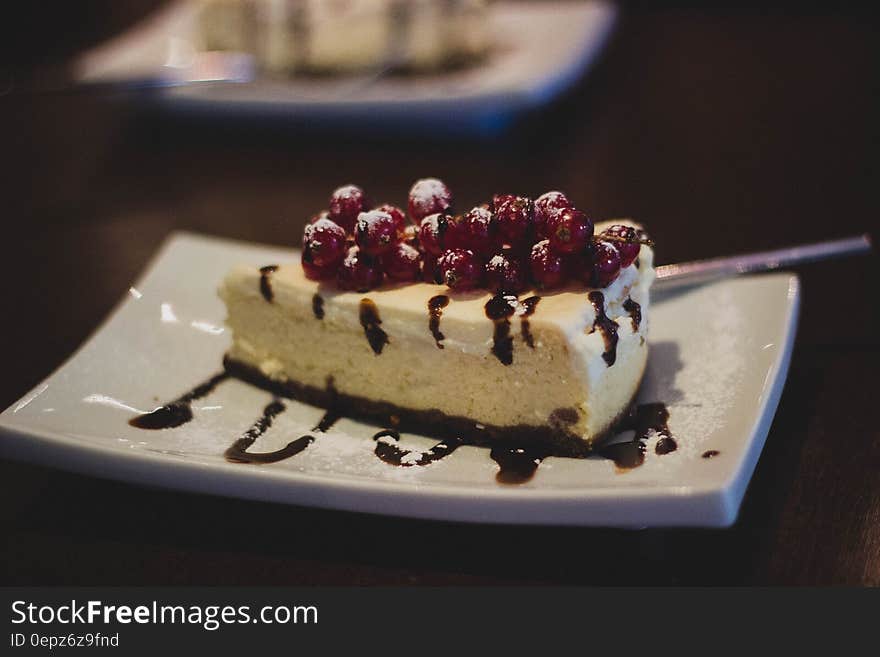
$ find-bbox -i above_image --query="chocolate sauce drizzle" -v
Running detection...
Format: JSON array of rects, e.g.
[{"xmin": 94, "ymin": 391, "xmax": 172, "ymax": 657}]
[
  {"xmin": 225, "ymin": 398, "xmax": 339, "ymax": 465},
  {"xmin": 373, "ymin": 429, "xmax": 463, "ymax": 467},
  {"xmin": 598, "ymin": 403, "xmax": 675, "ymax": 470},
  {"xmin": 359, "ymin": 298, "xmax": 389, "ymax": 354},
  {"xmin": 485, "ymin": 293, "xmax": 518, "ymax": 365},
  {"xmin": 128, "ymin": 372, "xmax": 229, "ymax": 430},
  {"xmin": 371, "ymin": 426, "xmax": 550, "ymax": 484},
  {"xmin": 259, "ymin": 265, "xmax": 279, "ymax": 302},
  {"xmin": 519, "ymin": 296, "xmax": 541, "ymax": 349},
  {"xmin": 702, "ymin": 450, "xmax": 720, "ymax": 459},
  {"xmin": 225, "ymin": 400, "xmax": 315, "ymax": 464},
  {"xmin": 623, "ymin": 297, "xmax": 641, "ymax": 332},
  {"xmin": 428, "ymin": 295, "xmax": 449, "ymax": 349},
  {"xmin": 490, "ymin": 446, "xmax": 552, "ymax": 484},
  {"xmin": 313, "ymin": 406, "xmax": 341, "ymax": 433},
  {"xmin": 588, "ymin": 291, "xmax": 619, "ymax": 366},
  {"xmin": 655, "ymin": 436, "xmax": 678, "ymax": 455},
  {"xmin": 312, "ymin": 293, "xmax": 325, "ymax": 320},
  {"xmin": 131, "ymin": 378, "xmax": 677, "ymax": 480}
]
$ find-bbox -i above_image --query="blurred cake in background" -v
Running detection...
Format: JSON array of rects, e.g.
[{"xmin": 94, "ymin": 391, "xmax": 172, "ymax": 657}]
[
  {"xmin": 197, "ymin": 0, "xmax": 491, "ymax": 75},
  {"xmin": 198, "ymin": 0, "xmax": 258, "ymax": 53}
]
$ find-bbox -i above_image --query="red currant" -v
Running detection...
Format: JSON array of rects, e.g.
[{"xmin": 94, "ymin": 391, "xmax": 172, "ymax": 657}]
[
  {"xmin": 355, "ymin": 210, "xmax": 399, "ymax": 256},
  {"xmin": 301, "ymin": 245, "xmax": 336, "ymax": 280},
  {"xmin": 485, "ymin": 251, "xmax": 527, "ymax": 294},
  {"xmin": 329, "ymin": 184, "xmax": 369, "ymax": 232},
  {"xmin": 382, "ymin": 242, "xmax": 422, "ymax": 282},
  {"xmin": 419, "ymin": 212, "xmax": 452, "ymax": 256},
  {"xmin": 303, "ymin": 217, "xmax": 347, "ymax": 267},
  {"xmin": 491, "ymin": 193, "xmax": 515, "ymax": 211},
  {"xmin": 533, "ymin": 191, "xmax": 571, "ymax": 240},
  {"xmin": 408, "ymin": 178, "xmax": 453, "ymax": 221},
  {"xmin": 337, "ymin": 246, "xmax": 383, "ymax": 291},
  {"xmin": 591, "ymin": 241, "xmax": 622, "ymax": 287},
  {"xmin": 453, "ymin": 206, "xmax": 501, "ymax": 256},
  {"xmin": 374, "ymin": 203, "xmax": 408, "ymax": 235},
  {"xmin": 529, "ymin": 239, "xmax": 567, "ymax": 289},
  {"xmin": 547, "ymin": 207, "xmax": 593, "ymax": 255},
  {"xmin": 438, "ymin": 249, "xmax": 483, "ymax": 290},
  {"xmin": 493, "ymin": 195, "xmax": 533, "ymax": 249},
  {"xmin": 600, "ymin": 224, "xmax": 641, "ymax": 268}
]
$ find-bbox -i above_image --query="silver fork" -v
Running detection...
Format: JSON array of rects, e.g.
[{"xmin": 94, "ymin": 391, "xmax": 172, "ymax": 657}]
[{"xmin": 655, "ymin": 234, "xmax": 872, "ymax": 289}]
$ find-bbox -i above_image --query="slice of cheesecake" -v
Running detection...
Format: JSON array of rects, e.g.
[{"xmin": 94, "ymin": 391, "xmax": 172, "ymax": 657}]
[
  {"xmin": 197, "ymin": 0, "xmax": 491, "ymax": 75},
  {"xmin": 218, "ymin": 220, "xmax": 654, "ymax": 455}
]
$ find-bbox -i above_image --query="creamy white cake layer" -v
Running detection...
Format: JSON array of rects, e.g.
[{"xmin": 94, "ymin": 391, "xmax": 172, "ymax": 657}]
[{"xmin": 219, "ymin": 224, "xmax": 654, "ymax": 446}]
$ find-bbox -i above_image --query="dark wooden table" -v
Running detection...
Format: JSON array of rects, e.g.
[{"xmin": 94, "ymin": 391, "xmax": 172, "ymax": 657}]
[{"xmin": 1, "ymin": 6, "xmax": 878, "ymax": 585}]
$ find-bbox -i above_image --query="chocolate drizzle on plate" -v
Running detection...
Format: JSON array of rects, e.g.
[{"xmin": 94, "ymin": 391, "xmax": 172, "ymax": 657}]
[
  {"xmin": 313, "ymin": 406, "xmax": 341, "ymax": 433},
  {"xmin": 588, "ymin": 291, "xmax": 619, "ymax": 366},
  {"xmin": 359, "ymin": 298, "xmax": 389, "ymax": 354},
  {"xmin": 225, "ymin": 400, "xmax": 315, "ymax": 464},
  {"xmin": 702, "ymin": 450, "xmax": 720, "ymax": 459},
  {"xmin": 598, "ymin": 402, "xmax": 675, "ymax": 470},
  {"xmin": 623, "ymin": 297, "xmax": 641, "ymax": 332},
  {"xmin": 519, "ymin": 296, "xmax": 541, "ymax": 348},
  {"xmin": 132, "ymin": 372, "xmax": 677, "ymax": 480},
  {"xmin": 598, "ymin": 438, "xmax": 644, "ymax": 470},
  {"xmin": 312, "ymin": 293, "xmax": 325, "ymax": 319},
  {"xmin": 485, "ymin": 293, "xmax": 519, "ymax": 365},
  {"xmin": 259, "ymin": 265, "xmax": 279, "ymax": 302},
  {"xmin": 490, "ymin": 445, "xmax": 552, "ymax": 484},
  {"xmin": 128, "ymin": 371, "xmax": 229, "ymax": 430},
  {"xmin": 428, "ymin": 294, "xmax": 449, "ymax": 348},
  {"xmin": 373, "ymin": 429, "xmax": 463, "ymax": 467},
  {"xmin": 655, "ymin": 436, "xmax": 678, "ymax": 455}
]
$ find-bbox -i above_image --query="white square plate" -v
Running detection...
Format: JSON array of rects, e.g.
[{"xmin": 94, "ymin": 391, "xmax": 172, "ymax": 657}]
[
  {"xmin": 0, "ymin": 232, "xmax": 799, "ymax": 527},
  {"xmin": 75, "ymin": 1, "xmax": 618, "ymax": 135}
]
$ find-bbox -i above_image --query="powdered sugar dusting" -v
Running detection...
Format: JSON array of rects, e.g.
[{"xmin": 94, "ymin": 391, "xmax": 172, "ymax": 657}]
[
  {"xmin": 399, "ymin": 450, "xmax": 424, "ymax": 465},
  {"xmin": 356, "ymin": 209, "xmax": 391, "ymax": 230},
  {"xmin": 638, "ymin": 283, "xmax": 748, "ymax": 468},
  {"xmin": 669, "ymin": 287, "xmax": 745, "ymax": 447},
  {"xmin": 332, "ymin": 184, "xmax": 361, "ymax": 200},
  {"xmin": 342, "ymin": 246, "xmax": 360, "ymax": 267},
  {"xmin": 311, "ymin": 217, "xmax": 341, "ymax": 232},
  {"xmin": 409, "ymin": 178, "xmax": 452, "ymax": 218},
  {"xmin": 530, "ymin": 239, "xmax": 552, "ymax": 258},
  {"xmin": 420, "ymin": 213, "xmax": 441, "ymax": 233},
  {"xmin": 410, "ymin": 178, "xmax": 447, "ymax": 203},
  {"xmin": 304, "ymin": 216, "xmax": 340, "ymax": 244}
]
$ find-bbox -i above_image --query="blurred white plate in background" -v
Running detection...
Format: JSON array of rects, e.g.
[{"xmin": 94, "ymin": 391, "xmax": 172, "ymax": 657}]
[{"xmin": 75, "ymin": 1, "xmax": 619, "ymax": 135}]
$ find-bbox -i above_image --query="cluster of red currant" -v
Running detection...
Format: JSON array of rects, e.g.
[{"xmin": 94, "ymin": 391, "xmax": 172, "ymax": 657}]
[{"xmin": 301, "ymin": 178, "xmax": 648, "ymax": 293}]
